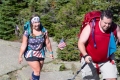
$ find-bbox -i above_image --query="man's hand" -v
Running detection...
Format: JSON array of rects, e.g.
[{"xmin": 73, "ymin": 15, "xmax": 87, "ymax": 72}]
[{"xmin": 84, "ymin": 56, "xmax": 92, "ymax": 63}]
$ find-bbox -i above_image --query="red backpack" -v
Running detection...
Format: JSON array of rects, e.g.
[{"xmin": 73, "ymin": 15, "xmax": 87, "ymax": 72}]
[{"xmin": 78, "ymin": 11, "xmax": 101, "ymax": 48}]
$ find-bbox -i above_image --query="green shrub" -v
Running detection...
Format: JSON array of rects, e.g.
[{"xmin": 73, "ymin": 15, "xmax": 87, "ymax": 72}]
[
  {"xmin": 115, "ymin": 46, "xmax": 120, "ymax": 75},
  {"xmin": 57, "ymin": 37, "xmax": 80, "ymax": 61},
  {"xmin": 59, "ymin": 63, "xmax": 66, "ymax": 71}
]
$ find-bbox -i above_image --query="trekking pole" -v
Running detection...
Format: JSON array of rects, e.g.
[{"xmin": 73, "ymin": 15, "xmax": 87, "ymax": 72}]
[
  {"xmin": 67, "ymin": 62, "xmax": 87, "ymax": 80},
  {"xmin": 67, "ymin": 58, "xmax": 92, "ymax": 80}
]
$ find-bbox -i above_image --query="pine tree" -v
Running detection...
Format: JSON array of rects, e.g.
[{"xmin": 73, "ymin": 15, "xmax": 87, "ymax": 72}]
[{"xmin": 0, "ymin": 0, "xmax": 27, "ymax": 40}]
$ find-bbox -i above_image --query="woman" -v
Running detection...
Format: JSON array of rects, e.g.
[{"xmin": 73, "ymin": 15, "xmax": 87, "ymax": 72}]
[{"xmin": 18, "ymin": 14, "xmax": 54, "ymax": 80}]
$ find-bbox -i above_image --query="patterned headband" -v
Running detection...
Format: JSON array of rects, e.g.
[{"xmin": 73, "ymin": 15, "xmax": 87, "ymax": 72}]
[{"xmin": 31, "ymin": 16, "xmax": 40, "ymax": 23}]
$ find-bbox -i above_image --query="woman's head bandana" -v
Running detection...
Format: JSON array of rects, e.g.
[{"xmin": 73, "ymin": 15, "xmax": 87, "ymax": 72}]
[{"xmin": 31, "ymin": 16, "xmax": 40, "ymax": 23}]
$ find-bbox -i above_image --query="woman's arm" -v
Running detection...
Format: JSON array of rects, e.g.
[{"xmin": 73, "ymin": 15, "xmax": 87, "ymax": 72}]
[
  {"xmin": 19, "ymin": 35, "xmax": 28, "ymax": 58},
  {"xmin": 45, "ymin": 33, "xmax": 54, "ymax": 59}
]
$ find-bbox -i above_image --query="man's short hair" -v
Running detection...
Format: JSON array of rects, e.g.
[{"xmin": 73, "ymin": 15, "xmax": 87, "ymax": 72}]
[{"xmin": 100, "ymin": 10, "xmax": 113, "ymax": 20}]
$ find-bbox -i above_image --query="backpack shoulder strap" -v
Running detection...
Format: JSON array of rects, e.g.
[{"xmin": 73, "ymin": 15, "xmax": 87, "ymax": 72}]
[
  {"xmin": 40, "ymin": 24, "xmax": 47, "ymax": 38},
  {"xmin": 89, "ymin": 18, "xmax": 97, "ymax": 48},
  {"xmin": 40, "ymin": 25, "xmax": 47, "ymax": 51},
  {"xmin": 40, "ymin": 24, "xmax": 47, "ymax": 33}
]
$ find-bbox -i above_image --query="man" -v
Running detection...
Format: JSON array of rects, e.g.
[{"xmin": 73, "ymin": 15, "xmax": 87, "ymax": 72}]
[{"xmin": 78, "ymin": 10, "xmax": 120, "ymax": 80}]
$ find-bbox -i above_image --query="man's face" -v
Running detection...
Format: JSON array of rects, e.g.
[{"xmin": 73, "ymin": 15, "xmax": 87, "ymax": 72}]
[{"xmin": 100, "ymin": 16, "xmax": 112, "ymax": 32}]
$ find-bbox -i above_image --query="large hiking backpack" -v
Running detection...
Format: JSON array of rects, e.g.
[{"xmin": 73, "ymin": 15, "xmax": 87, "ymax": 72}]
[{"xmin": 78, "ymin": 11, "xmax": 101, "ymax": 48}]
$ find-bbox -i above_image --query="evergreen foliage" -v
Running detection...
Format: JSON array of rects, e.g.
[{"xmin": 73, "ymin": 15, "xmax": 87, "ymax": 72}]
[{"xmin": 0, "ymin": 0, "xmax": 27, "ymax": 40}]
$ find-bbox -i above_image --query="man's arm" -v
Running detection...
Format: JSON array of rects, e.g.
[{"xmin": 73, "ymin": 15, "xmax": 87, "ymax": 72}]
[
  {"xmin": 78, "ymin": 24, "xmax": 91, "ymax": 63},
  {"xmin": 78, "ymin": 24, "xmax": 90, "ymax": 56},
  {"xmin": 117, "ymin": 25, "xmax": 120, "ymax": 43}
]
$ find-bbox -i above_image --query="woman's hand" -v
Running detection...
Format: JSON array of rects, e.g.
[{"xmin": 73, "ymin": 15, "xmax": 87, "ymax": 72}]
[
  {"xmin": 18, "ymin": 57, "xmax": 23, "ymax": 64},
  {"xmin": 50, "ymin": 54, "xmax": 54, "ymax": 59}
]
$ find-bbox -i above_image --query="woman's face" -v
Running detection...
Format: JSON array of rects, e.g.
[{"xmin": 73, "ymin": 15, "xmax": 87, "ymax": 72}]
[
  {"xmin": 32, "ymin": 22, "xmax": 40, "ymax": 30},
  {"xmin": 31, "ymin": 16, "xmax": 40, "ymax": 30}
]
